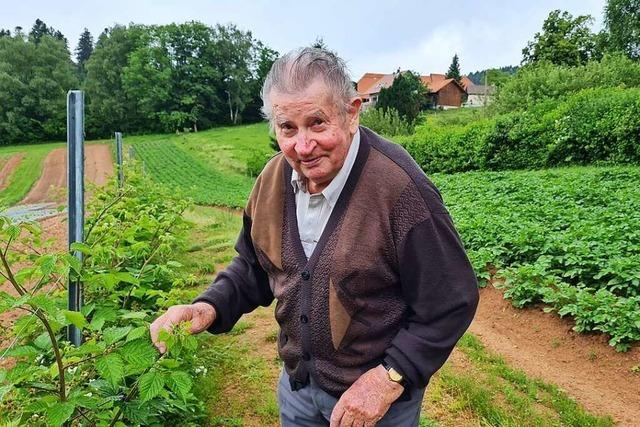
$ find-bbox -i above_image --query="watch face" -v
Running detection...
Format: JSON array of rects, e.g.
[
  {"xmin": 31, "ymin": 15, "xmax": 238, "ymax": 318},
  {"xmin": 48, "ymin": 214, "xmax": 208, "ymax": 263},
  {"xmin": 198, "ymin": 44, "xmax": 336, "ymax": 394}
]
[{"xmin": 388, "ymin": 367, "xmax": 403, "ymax": 383}]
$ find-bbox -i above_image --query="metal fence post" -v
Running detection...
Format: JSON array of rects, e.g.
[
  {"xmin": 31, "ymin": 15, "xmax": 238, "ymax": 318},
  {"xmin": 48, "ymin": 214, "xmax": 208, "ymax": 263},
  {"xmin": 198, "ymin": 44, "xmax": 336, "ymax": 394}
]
[
  {"xmin": 115, "ymin": 132, "xmax": 123, "ymax": 187},
  {"xmin": 67, "ymin": 90, "xmax": 84, "ymax": 347}
]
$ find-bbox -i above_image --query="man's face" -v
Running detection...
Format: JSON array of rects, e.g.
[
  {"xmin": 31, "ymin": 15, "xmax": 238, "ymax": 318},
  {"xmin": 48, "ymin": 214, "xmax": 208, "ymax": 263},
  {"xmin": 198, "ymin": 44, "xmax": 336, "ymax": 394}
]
[{"xmin": 270, "ymin": 79, "xmax": 360, "ymax": 193}]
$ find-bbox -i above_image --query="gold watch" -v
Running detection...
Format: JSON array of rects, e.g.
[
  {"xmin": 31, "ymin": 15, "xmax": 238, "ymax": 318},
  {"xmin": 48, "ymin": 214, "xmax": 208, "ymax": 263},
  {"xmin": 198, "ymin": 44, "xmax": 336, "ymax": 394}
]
[{"xmin": 381, "ymin": 360, "xmax": 405, "ymax": 385}]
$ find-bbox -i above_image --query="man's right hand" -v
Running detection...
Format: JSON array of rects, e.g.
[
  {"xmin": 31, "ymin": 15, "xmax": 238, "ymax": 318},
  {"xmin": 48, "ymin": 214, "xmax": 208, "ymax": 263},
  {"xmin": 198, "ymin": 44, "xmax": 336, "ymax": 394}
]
[{"xmin": 149, "ymin": 302, "xmax": 217, "ymax": 354}]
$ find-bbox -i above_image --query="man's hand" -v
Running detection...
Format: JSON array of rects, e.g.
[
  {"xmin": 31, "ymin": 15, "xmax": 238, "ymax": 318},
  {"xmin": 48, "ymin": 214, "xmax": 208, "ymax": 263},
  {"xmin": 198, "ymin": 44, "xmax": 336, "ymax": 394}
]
[
  {"xmin": 330, "ymin": 364, "xmax": 404, "ymax": 427},
  {"xmin": 149, "ymin": 302, "xmax": 216, "ymax": 354}
]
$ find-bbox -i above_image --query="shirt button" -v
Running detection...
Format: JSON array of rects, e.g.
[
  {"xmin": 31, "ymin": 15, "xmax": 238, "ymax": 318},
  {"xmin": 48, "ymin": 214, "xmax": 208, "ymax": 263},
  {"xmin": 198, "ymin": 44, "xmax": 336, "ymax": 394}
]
[
  {"xmin": 301, "ymin": 271, "xmax": 310, "ymax": 280},
  {"xmin": 300, "ymin": 315, "xmax": 308, "ymax": 324},
  {"xmin": 302, "ymin": 352, "xmax": 311, "ymax": 361}
]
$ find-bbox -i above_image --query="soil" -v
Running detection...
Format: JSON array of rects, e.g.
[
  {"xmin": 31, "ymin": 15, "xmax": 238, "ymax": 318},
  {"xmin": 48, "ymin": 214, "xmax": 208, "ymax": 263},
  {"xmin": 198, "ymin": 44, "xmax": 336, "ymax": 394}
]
[
  {"xmin": 469, "ymin": 284, "xmax": 640, "ymax": 426},
  {"xmin": 20, "ymin": 144, "xmax": 114, "ymax": 204},
  {"xmin": 0, "ymin": 153, "xmax": 25, "ymax": 190}
]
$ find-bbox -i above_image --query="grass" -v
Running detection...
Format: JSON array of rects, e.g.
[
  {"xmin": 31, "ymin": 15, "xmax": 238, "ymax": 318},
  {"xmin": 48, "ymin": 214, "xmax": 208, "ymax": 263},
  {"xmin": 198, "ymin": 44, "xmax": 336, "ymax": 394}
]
[
  {"xmin": 124, "ymin": 123, "xmax": 274, "ymax": 208},
  {"xmin": 0, "ymin": 142, "xmax": 63, "ymax": 206},
  {"xmin": 431, "ymin": 334, "xmax": 615, "ymax": 426}
]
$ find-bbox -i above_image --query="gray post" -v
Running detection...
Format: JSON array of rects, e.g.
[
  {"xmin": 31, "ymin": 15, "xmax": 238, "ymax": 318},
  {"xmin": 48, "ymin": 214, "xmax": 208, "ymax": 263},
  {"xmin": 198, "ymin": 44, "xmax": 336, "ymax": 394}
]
[
  {"xmin": 128, "ymin": 146, "xmax": 135, "ymax": 160},
  {"xmin": 67, "ymin": 90, "xmax": 84, "ymax": 347},
  {"xmin": 115, "ymin": 132, "xmax": 123, "ymax": 187}
]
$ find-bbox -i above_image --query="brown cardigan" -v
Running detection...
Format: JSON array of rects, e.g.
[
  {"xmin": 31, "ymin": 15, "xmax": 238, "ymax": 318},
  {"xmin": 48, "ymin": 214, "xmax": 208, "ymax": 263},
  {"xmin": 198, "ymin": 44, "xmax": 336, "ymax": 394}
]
[{"xmin": 194, "ymin": 126, "xmax": 479, "ymax": 401}]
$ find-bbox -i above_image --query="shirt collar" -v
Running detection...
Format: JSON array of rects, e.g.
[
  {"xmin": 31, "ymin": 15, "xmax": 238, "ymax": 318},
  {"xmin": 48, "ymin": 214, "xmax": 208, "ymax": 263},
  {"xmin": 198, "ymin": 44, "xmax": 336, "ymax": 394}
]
[{"xmin": 291, "ymin": 128, "xmax": 360, "ymax": 208}]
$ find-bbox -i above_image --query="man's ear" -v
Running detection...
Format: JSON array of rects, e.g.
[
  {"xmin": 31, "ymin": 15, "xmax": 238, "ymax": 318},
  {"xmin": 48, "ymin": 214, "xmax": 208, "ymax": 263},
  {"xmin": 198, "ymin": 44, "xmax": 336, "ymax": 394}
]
[{"xmin": 347, "ymin": 97, "xmax": 362, "ymax": 134}]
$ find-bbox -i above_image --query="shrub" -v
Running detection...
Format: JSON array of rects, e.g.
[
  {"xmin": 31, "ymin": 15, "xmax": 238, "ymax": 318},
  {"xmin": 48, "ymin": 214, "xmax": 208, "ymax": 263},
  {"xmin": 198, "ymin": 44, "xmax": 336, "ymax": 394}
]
[
  {"xmin": 0, "ymin": 164, "xmax": 205, "ymax": 426},
  {"xmin": 401, "ymin": 85, "xmax": 640, "ymax": 173},
  {"xmin": 493, "ymin": 53, "xmax": 640, "ymax": 113},
  {"xmin": 359, "ymin": 107, "xmax": 413, "ymax": 137}
]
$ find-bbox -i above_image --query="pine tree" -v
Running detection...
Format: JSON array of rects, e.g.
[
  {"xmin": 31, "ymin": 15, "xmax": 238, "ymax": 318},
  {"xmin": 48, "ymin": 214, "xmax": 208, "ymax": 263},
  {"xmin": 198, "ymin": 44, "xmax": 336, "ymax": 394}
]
[
  {"xmin": 446, "ymin": 54, "xmax": 462, "ymax": 82},
  {"xmin": 76, "ymin": 28, "xmax": 94, "ymax": 69}
]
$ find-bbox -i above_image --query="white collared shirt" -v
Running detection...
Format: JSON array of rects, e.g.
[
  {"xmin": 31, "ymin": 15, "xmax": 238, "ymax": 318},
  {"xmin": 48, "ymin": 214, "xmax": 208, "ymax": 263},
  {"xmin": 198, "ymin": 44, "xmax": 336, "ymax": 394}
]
[{"xmin": 291, "ymin": 128, "xmax": 360, "ymax": 258}]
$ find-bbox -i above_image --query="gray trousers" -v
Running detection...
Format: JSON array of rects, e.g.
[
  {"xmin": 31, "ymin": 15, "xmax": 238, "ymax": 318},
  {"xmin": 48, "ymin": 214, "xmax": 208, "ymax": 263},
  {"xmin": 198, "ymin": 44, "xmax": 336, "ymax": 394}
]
[{"xmin": 277, "ymin": 366, "xmax": 426, "ymax": 426}]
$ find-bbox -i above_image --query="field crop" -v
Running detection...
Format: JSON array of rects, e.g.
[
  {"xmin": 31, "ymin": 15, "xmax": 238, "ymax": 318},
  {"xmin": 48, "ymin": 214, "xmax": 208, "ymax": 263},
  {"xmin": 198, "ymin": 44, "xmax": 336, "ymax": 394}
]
[
  {"xmin": 134, "ymin": 139, "xmax": 255, "ymax": 208},
  {"xmin": 433, "ymin": 166, "xmax": 640, "ymax": 350},
  {"xmin": 129, "ymin": 124, "xmax": 273, "ymax": 208}
]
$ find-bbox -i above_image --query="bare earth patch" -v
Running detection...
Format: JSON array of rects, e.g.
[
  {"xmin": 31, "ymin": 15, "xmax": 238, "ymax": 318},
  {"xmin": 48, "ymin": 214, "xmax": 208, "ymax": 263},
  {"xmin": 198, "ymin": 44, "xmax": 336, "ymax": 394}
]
[
  {"xmin": 0, "ymin": 153, "xmax": 25, "ymax": 191},
  {"xmin": 20, "ymin": 144, "xmax": 114, "ymax": 204},
  {"xmin": 469, "ymin": 284, "xmax": 640, "ymax": 426}
]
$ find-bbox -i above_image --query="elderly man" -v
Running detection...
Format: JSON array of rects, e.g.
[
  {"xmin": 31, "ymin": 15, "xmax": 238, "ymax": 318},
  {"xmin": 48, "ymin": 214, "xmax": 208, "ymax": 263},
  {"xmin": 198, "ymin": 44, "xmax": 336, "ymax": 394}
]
[{"xmin": 151, "ymin": 47, "xmax": 479, "ymax": 426}]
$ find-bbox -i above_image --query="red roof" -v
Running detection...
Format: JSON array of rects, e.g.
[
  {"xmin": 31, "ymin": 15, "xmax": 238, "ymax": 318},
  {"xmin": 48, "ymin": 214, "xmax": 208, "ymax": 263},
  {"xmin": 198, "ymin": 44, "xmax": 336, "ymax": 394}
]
[{"xmin": 358, "ymin": 71, "xmax": 467, "ymax": 96}]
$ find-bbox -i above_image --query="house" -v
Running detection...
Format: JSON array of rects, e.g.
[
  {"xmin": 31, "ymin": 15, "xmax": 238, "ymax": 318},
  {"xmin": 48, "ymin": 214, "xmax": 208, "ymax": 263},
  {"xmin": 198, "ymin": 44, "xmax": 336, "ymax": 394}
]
[
  {"xmin": 357, "ymin": 71, "xmax": 468, "ymax": 109},
  {"xmin": 463, "ymin": 83, "xmax": 497, "ymax": 107}
]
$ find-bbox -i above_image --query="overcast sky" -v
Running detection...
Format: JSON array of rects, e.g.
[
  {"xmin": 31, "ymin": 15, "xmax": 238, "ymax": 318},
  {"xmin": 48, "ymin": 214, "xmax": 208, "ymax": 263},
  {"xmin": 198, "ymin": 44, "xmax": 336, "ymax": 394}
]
[{"xmin": 2, "ymin": 0, "xmax": 607, "ymax": 78}]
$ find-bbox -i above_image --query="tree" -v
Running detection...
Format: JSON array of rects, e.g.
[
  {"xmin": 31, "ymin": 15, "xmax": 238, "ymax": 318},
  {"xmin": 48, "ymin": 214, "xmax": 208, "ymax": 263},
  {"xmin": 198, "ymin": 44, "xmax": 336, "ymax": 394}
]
[
  {"xmin": 0, "ymin": 29, "xmax": 10, "ymax": 37},
  {"xmin": 84, "ymin": 24, "xmax": 149, "ymax": 136},
  {"xmin": 376, "ymin": 70, "xmax": 426, "ymax": 123},
  {"xmin": 243, "ymin": 41, "xmax": 279, "ymax": 122},
  {"xmin": 485, "ymin": 68, "xmax": 511, "ymax": 87},
  {"xmin": 29, "ymin": 18, "xmax": 67, "ymax": 47},
  {"xmin": 76, "ymin": 28, "xmax": 94, "ymax": 74},
  {"xmin": 522, "ymin": 10, "xmax": 598, "ymax": 66},
  {"xmin": 0, "ymin": 33, "xmax": 79, "ymax": 144},
  {"xmin": 446, "ymin": 54, "xmax": 462, "ymax": 82},
  {"xmin": 604, "ymin": 0, "xmax": 640, "ymax": 60}
]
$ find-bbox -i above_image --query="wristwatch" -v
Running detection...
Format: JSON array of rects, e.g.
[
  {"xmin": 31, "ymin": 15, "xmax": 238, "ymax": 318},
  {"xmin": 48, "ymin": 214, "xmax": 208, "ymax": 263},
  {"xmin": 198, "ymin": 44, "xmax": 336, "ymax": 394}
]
[{"xmin": 381, "ymin": 360, "xmax": 405, "ymax": 386}]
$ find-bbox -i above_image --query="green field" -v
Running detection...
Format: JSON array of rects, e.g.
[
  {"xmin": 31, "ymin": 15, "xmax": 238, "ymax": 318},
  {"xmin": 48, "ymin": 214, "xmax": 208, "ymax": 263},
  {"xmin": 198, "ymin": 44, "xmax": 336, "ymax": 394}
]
[
  {"xmin": 433, "ymin": 166, "xmax": 640, "ymax": 350},
  {"xmin": 0, "ymin": 142, "xmax": 63, "ymax": 206},
  {"xmin": 126, "ymin": 123, "xmax": 273, "ymax": 207}
]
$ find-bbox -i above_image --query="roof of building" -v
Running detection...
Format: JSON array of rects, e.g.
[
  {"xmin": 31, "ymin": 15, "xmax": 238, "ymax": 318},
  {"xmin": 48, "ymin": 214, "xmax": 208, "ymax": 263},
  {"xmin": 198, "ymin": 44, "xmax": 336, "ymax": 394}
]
[
  {"xmin": 356, "ymin": 73, "xmax": 386, "ymax": 94},
  {"xmin": 466, "ymin": 84, "xmax": 497, "ymax": 95},
  {"xmin": 357, "ymin": 71, "xmax": 467, "ymax": 96}
]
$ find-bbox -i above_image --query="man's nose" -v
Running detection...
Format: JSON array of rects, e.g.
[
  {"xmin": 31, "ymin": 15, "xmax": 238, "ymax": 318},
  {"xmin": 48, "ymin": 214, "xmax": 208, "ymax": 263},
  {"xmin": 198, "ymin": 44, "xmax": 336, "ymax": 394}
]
[{"xmin": 294, "ymin": 130, "xmax": 316, "ymax": 157}]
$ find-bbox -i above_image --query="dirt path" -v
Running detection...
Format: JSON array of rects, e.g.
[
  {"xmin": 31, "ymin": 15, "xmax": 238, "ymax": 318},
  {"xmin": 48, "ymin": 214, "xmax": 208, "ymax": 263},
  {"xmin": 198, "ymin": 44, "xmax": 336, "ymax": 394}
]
[
  {"xmin": 0, "ymin": 153, "xmax": 25, "ymax": 190},
  {"xmin": 469, "ymin": 284, "xmax": 640, "ymax": 426},
  {"xmin": 0, "ymin": 214, "xmax": 68, "ymax": 360},
  {"xmin": 20, "ymin": 144, "xmax": 114, "ymax": 204}
]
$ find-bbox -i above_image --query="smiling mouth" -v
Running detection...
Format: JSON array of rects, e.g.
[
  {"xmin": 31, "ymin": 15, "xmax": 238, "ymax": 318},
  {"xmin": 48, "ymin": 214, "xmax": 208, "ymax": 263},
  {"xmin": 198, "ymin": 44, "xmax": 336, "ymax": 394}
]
[{"xmin": 300, "ymin": 157, "xmax": 321, "ymax": 167}]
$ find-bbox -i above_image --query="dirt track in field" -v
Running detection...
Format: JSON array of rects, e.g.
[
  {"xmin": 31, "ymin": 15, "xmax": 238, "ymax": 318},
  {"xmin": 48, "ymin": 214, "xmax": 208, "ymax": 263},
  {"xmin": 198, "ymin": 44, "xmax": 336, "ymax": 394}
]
[
  {"xmin": 0, "ymin": 153, "xmax": 25, "ymax": 190},
  {"xmin": 469, "ymin": 284, "xmax": 640, "ymax": 426},
  {"xmin": 20, "ymin": 144, "xmax": 113, "ymax": 204}
]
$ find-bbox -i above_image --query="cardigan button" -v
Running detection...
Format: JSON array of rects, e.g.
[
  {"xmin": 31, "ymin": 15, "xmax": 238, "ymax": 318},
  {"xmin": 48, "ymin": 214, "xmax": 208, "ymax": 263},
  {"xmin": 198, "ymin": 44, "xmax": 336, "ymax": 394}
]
[
  {"xmin": 301, "ymin": 271, "xmax": 310, "ymax": 280},
  {"xmin": 302, "ymin": 352, "xmax": 311, "ymax": 361},
  {"xmin": 300, "ymin": 315, "xmax": 308, "ymax": 324}
]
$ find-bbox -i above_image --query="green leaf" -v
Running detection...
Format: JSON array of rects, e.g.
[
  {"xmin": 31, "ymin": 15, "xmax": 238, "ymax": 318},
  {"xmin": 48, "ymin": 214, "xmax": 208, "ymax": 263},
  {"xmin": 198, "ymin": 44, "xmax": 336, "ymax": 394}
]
[
  {"xmin": 33, "ymin": 332, "xmax": 53, "ymax": 350},
  {"xmin": 115, "ymin": 272, "xmax": 140, "ymax": 285},
  {"xmin": 63, "ymin": 310, "xmax": 87, "ymax": 328},
  {"xmin": 103, "ymin": 326, "xmax": 133, "ymax": 345},
  {"xmin": 121, "ymin": 311, "xmax": 147, "ymax": 320},
  {"xmin": 167, "ymin": 371, "xmax": 192, "ymax": 399},
  {"xmin": 46, "ymin": 401, "xmax": 75, "ymax": 427},
  {"xmin": 70, "ymin": 241, "xmax": 93, "ymax": 256},
  {"xmin": 138, "ymin": 371, "xmax": 165, "ymax": 402},
  {"xmin": 4, "ymin": 345, "xmax": 39, "ymax": 358},
  {"xmin": 96, "ymin": 353, "xmax": 125, "ymax": 387},
  {"xmin": 126, "ymin": 325, "xmax": 148, "ymax": 342},
  {"xmin": 118, "ymin": 339, "xmax": 157, "ymax": 369}
]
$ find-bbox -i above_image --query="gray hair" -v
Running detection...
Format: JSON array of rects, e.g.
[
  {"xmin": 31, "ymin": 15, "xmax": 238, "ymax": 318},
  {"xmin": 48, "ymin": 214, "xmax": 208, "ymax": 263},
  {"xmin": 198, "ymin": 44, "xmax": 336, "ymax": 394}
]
[{"xmin": 260, "ymin": 47, "xmax": 358, "ymax": 127}]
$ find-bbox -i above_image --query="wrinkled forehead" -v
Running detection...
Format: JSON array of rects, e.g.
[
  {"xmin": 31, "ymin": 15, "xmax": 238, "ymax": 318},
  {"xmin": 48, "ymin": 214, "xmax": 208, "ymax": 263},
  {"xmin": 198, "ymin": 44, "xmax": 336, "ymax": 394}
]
[{"xmin": 270, "ymin": 79, "xmax": 340, "ymax": 120}]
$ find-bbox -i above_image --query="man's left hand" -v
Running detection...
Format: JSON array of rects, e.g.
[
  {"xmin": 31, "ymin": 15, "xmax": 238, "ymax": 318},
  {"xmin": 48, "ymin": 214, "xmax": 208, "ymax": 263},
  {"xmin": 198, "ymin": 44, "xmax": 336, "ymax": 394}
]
[{"xmin": 329, "ymin": 364, "xmax": 404, "ymax": 426}]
